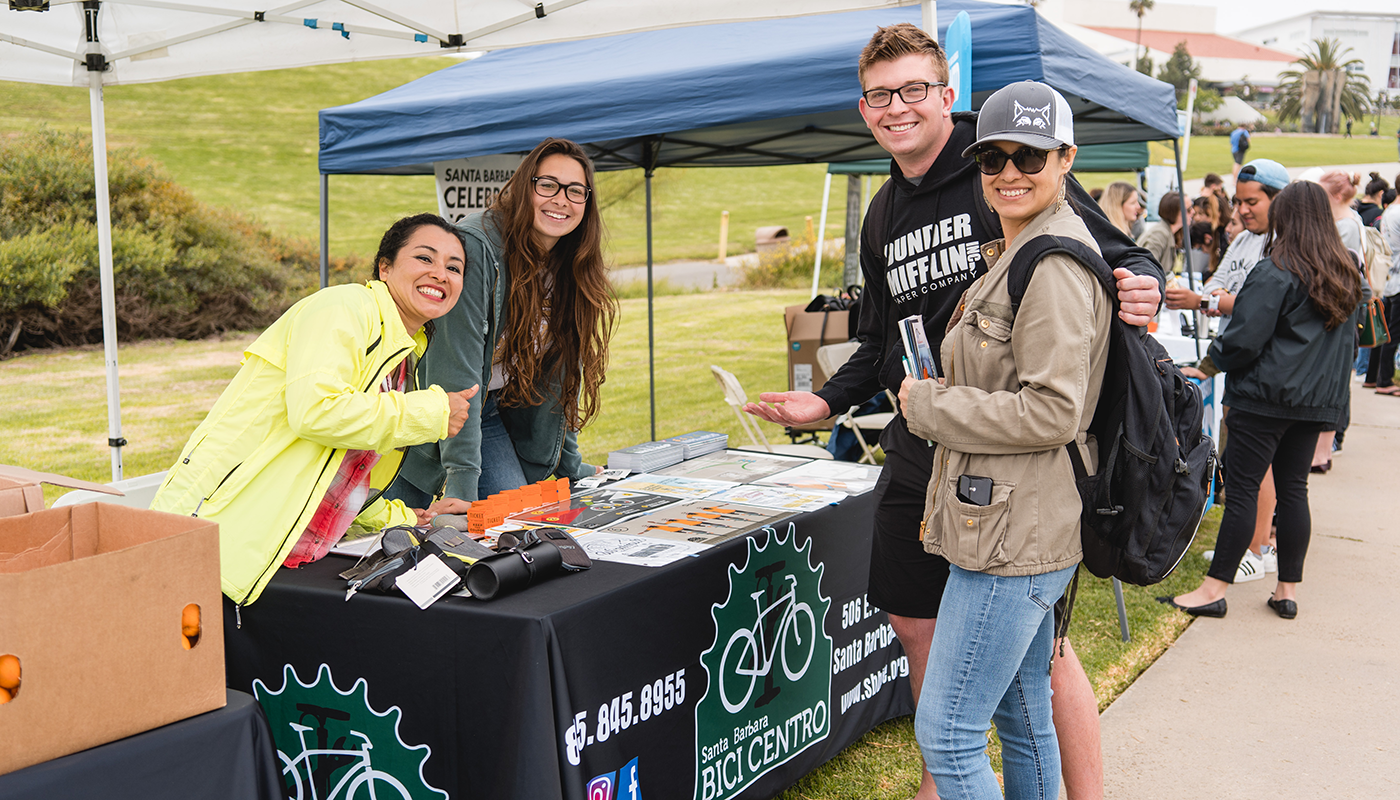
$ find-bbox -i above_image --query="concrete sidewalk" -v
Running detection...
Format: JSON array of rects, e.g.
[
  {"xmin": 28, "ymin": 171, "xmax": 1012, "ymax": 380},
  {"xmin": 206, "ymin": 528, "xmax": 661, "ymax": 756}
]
[{"xmin": 1098, "ymin": 383, "xmax": 1400, "ymax": 798}]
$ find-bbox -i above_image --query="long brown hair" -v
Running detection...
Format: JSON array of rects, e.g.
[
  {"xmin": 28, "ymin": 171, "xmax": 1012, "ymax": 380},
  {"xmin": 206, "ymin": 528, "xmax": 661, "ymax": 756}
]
[
  {"xmin": 1265, "ymin": 181, "xmax": 1362, "ymax": 331},
  {"xmin": 491, "ymin": 138, "xmax": 617, "ymax": 428}
]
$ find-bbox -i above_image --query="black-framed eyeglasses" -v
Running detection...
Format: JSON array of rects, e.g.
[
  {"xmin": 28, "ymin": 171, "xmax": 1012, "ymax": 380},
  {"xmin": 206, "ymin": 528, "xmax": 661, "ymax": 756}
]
[
  {"xmin": 861, "ymin": 81, "xmax": 945, "ymax": 108},
  {"xmin": 971, "ymin": 146, "xmax": 1063, "ymax": 176},
  {"xmin": 532, "ymin": 176, "xmax": 590, "ymax": 204}
]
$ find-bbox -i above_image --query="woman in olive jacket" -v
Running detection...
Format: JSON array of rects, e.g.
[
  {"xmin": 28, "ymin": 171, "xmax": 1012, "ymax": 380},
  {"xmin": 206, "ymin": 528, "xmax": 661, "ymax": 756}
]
[{"xmin": 1166, "ymin": 180, "xmax": 1363, "ymax": 620}]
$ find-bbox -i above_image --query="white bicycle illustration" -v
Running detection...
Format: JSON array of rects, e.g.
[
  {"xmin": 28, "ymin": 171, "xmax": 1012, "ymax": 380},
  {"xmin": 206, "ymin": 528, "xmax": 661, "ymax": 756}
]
[
  {"xmin": 278, "ymin": 704, "xmax": 412, "ymax": 800},
  {"xmin": 719, "ymin": 572, "xmax": 817, "ymax": 713}
]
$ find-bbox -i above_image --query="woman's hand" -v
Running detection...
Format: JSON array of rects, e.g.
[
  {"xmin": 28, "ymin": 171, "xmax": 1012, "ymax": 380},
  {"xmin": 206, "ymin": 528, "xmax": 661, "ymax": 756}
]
[
  {"xmin": 898, "ymin": 376, "xmax": 917, "ymax": 409},
  {"xmin": 1163, "ymin": 283, "xmax": 1201, "ymax": 311},
  {"xmin": 1113, "ymin": 269, "xmax": 1163, "ymax": 325},
  {"xmin": 428, "ymin": 497, "xmax": 472, "ymax": 517},
  {"xmin": 446, "ymin": 384, "xmax": 480, "ymax": 437},
  {"xmin": 1179, "ymin": 366, "xmax": 1208, "ymax": 380}
]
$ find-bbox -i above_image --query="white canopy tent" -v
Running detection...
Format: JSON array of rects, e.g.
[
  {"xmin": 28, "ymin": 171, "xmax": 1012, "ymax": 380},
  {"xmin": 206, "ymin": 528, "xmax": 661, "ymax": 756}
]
[{"xmin": 0, "ymin": 0, "xmax": 917, "ymax": 480}]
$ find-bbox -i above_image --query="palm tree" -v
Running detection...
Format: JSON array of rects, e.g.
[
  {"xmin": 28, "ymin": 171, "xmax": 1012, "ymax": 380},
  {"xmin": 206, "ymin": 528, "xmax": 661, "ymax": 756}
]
[
  {"xmin": 1275, "ymin": 38, "xmax": 1371, "ymax": 134},
  {"xmin": 1129, "ymin": 0, "xmax": 1155, "ymax": 74}
]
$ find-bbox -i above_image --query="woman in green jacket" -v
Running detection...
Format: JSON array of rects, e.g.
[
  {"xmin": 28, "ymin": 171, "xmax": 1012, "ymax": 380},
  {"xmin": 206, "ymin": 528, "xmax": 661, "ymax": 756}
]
[
  {"xmin": 387, "ymin": 138, "xmax": 616, "ymax": 512},
  {"xmin": 152, "ymin": 214, "xmax": 477, "ymax": 605}
]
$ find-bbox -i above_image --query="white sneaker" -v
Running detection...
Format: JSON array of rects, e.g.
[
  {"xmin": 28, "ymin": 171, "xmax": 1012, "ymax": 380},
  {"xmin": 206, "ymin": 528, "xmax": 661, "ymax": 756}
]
[
  {"xmin": 1234, "ymin": 549, "xmax": 1267, "ymax": 583},
  {"xmin": 1203, "ymin": 550, "xmax": 1214, "ymax": 563},
  {"xmin": 1260, "ymin": 545, "xmax": 1278, "ymax": 574}
]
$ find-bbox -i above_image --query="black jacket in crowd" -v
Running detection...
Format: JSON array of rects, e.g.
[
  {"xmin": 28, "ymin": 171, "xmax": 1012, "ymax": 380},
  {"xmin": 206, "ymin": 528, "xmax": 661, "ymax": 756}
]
[
  {"xmin": 814, "ymin": 112, "xmax": 1166, "ymax": 416},
  {"xmin": 1204, "ymin": 256, "xmax": 1360, "ymax": 424}
]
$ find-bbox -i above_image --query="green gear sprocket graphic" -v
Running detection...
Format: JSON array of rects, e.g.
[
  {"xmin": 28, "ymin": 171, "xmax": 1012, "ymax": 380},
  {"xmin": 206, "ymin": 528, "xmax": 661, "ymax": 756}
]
[
  {"xmin": 253, "ymin": 663, "xmax": 447, "ymax": 800},
  {"xmin": 692, "ymin": 523, "xmax": 832, "ymax": 800}
]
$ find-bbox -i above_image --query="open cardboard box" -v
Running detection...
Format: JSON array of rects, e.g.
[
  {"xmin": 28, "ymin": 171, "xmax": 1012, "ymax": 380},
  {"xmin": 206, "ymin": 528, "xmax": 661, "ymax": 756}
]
[
  {"xmin": 0, "ymin": 465, "xmax": 124, "ymax": 518},
  {"xmin": 0, "ymin": 503, "xmax": 224, "ymax": 776}
]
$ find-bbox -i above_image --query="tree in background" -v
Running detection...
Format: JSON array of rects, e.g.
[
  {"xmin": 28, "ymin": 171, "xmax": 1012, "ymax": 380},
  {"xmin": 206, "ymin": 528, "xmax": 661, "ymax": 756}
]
[
  {"xmin": 1129, "ymin": 0, "xmax": 1155, "ymax": 75},
  {"xmin": 1156, "ymin": 42, "xmax": 1221, "ymax": 113},
  {"xmin": 1275, "ymin": 38, "xmax": 1371, "ymax": 134}
]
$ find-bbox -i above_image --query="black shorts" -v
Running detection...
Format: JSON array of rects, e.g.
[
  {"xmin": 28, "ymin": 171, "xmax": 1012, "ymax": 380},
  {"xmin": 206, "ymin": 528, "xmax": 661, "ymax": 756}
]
[
  {"xmin": 867, "ymin": 414, "xmax": 1073, "ymax": 631},
  {"xmin": 867, "ymin": 414, "xmax": 949, "ymax": 619},
  {"xmin": 1232, "ymin": 150, "xmax": 1246, "ymax": 165}
]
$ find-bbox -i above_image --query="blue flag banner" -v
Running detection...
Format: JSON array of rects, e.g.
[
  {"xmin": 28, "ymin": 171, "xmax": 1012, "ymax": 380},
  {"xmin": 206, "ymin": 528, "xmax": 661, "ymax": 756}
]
[{"xmin": 946, "ymin": 11, "xmax": 972, "ymax": 112}]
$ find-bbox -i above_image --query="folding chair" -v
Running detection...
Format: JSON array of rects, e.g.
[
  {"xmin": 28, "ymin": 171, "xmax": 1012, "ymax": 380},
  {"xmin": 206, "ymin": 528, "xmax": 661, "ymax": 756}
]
[
  {"xmin": 816, "ymin": 343, "xmax": 895, "ymax": 465},
  {"xmin": 710, "ymin": 366, "xmax": 833, "ymax": 459}
]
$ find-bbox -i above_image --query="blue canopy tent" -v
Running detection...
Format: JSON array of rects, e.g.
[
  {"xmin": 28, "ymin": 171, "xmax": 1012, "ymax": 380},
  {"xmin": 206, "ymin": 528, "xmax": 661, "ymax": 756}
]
[{"xmin": 319, "ymin": 0, "xmax": 1181, "ymax": 437}]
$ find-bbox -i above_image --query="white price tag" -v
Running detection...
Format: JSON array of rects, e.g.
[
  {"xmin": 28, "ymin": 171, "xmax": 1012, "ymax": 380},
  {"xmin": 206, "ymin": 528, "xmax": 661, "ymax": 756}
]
[{"xmin": 395, "ymin": 554, "xmax": 460, "ymax": 609}]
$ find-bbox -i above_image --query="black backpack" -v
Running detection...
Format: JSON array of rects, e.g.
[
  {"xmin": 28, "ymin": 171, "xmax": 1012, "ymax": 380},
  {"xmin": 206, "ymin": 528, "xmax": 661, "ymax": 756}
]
[{"xmin": 1006, "ymin": 235, "xmax": 1216, "ymax": 586}]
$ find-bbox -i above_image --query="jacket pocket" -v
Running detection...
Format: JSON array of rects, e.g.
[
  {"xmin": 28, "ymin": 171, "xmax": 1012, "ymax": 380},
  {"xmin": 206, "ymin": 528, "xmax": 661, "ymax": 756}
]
[{"xmin": 931, "ymin": 477, "xmax": 1016, "ymax": 572}]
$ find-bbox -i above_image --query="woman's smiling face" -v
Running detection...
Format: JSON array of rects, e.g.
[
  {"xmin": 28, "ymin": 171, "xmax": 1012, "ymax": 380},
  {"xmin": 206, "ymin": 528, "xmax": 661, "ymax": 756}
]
[
  {"xmin": 531, "ymin": 153, "xmax": 589, "ymax": 251},
  {"xmin": 378, "ymin": 224, "xmax": 464, "ymax": 333},
  {"xmin": 980, "ymin": 141, "xmax": 1075, "ymax": 239}
]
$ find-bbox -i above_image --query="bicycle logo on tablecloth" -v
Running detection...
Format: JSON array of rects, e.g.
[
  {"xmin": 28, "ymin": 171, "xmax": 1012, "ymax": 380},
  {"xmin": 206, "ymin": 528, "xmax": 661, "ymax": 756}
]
[
  {"xmin": 693, "ymin": 523, "xmax": 832, "ymax": 800},
  {"xmin": 252, "ymin": 664, "xmax": 448, "ymax": 800}
]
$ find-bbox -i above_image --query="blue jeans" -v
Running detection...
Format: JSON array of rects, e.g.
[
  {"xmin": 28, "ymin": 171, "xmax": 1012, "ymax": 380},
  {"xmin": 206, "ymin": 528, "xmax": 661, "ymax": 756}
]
[
  {"xmin": 383, "ymin": 394, "xmax": 528, "ymax": 506},
  {"xmin": 915, "ymin": 563, "xmax": 1078, "ymax": 800}
]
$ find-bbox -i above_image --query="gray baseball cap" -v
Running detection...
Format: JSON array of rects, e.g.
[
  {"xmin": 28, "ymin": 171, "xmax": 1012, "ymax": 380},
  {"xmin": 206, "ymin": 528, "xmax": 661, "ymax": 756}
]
[{"xmin": 961, "ymin": 81, "xmax": 1075, "ymax": 158}]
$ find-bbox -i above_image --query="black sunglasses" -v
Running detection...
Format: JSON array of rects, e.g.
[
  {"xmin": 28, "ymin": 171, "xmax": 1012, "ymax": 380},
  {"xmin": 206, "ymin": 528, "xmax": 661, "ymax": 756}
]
[{"xmin": 972, "ymin": 146, "xmax": 1064, "ymax": 176}]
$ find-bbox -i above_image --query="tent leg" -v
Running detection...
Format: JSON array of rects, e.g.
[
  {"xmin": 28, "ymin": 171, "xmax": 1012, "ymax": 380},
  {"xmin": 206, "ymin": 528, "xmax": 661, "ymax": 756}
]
[
  {"xmin": 843, "ymin": 174, "xmax": 861, "ymax": 288},
  {"xmin": 1173, "ymin": 138, "xmax": 1200, "ymax": 362},
  {"xmin": 90, "ymin": 72, "xmax": 124, "ymax": 482},
  {"xmin": 320, "ymin": 173, "xmax": 330, "ymax": 289},
  {"xmin": 811, "ymin": 172, "xmax": 831, "ymax": 300},
  {"xmin": 646, "ymin": 166, "xmax": 656, "ymax": 442}
]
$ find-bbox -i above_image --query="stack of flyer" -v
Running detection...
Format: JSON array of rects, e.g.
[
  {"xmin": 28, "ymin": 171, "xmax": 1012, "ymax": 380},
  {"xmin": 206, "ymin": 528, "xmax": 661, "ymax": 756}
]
[
  {"xmin": 607, "ymin": 440, "xmax": 686, "ymax": 473},
  {"xmin": 664, "ymin": 431, "xmax": 729, "ymax": 459}
]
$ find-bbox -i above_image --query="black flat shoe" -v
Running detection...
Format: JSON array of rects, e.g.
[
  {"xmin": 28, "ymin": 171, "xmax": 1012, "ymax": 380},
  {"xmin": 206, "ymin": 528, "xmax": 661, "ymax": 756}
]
[
  {"xmin": 1267, "ymin": 596, "xmax": 1297, "ymax": 619},
  {"xmin": 1156, "ymin": 596, "xmax": 1227, "ymax": 618}
]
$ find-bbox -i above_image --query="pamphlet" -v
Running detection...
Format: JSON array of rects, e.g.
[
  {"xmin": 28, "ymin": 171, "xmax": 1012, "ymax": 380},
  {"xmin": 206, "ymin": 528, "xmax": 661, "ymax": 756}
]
[
  {"xmin": 653, "ymin": 450, "xmax": 811, "ymax": 483},
  {"xmin": 754, "ymin": 460, "xmax": 882, "ymax": 496},
  {"xmin": 898, "ymin": 313, "xmax": 938, "ymax": 380},
  {"xmin": 574, "ymin": 531, "xmax": 709, "ymax": 567},
  {"xmin": 608, "ymin": 473, "xmax": 738, "ymax": 500},
  {"xmin": 507, "ymin": 488, "xmax": 678, "ymax": 529},
  {"xmin": 706, "ymin": 485, "xmax": 846, "ymax": 512},
  {"xmin": 598, "ymin": 499, "xmax": 792, "ymax": 545}
]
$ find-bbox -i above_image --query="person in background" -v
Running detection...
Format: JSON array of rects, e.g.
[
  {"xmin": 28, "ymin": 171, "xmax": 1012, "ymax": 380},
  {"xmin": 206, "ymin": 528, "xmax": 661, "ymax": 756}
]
[
  {"xmin": 1313, "ymin": 170, "xmax": 1367, "ymax": 465},
  {"xmin": 1373, "ymin": 187, "xmax": 1400, "ymax": 396},
  {"xmin": 1230, "ymin": 123, "xmax": 1252, "ymax": 178},
  {"xmin": 1089, "ymin": 186, "xmax": 1104, "ymax": 202},
  {"xmin": 1098, "ymin": 181, "xmax": 1142, "ymax": 239},
  {"xmin": 1224, "ymin": 204, "xmax": 1245, "ymax": 246},
  {"xmin": 1189, "ymin": 220, "xmax": 1216, "ymax": 278},
  {"xmin": 743, "ymin": 23, "xmax": 1164, "ymax": 800},
  {"xmin": 902, "ymin": 81, "xmax": 1108, "ymax": 800},
  {"xmin": 387, "ymin": 138, "xmax": 616, "ymax": 514},
  {"xmin": 1200, "ymin": 173, "xmax": 1232, "ymax": 265},
  {"xmin": 1357, "ymin": 174, "xmax": 1388, "ymax": 227},
  {"xmin": 1167, "ymin": 180, "xmax": 1363, "ymax": 620},
  {"xmin": 1137, "ymin": 192, "xmax": 1185, "ymax": 273},
  {"xmin": 152, "ymin": 215, "xmax": 477, "ymax": 605}
]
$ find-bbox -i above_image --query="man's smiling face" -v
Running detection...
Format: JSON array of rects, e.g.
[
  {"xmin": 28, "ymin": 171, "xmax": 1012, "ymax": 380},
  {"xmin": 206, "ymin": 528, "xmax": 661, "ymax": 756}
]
[{"xmin": 858, "ymin": 53, "xmax": 955, "ymax": 177}]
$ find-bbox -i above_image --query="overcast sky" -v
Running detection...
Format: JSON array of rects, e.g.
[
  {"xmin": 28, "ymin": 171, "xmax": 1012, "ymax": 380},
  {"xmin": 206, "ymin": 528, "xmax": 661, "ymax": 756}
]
[{"xmin": 1195, "ymin": 0, "xmax": 1398, "ymax": 35}]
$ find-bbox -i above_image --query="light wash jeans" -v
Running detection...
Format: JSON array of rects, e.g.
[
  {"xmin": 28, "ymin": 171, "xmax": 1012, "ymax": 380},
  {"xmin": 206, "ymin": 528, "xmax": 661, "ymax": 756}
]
[
  {"xmin": 915, "ymin": 563, "xmax": 1078, "ymax": 800},
  {"xmin": 384, "ymin": 394, "xmax": 528, "ymax": 506}
]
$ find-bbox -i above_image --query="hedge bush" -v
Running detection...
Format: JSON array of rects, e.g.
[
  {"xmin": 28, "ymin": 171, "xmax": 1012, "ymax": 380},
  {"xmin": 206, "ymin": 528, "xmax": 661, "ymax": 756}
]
[{"xmin": 0, "ymin": 128, "xmax": 330, "ymax": 355}]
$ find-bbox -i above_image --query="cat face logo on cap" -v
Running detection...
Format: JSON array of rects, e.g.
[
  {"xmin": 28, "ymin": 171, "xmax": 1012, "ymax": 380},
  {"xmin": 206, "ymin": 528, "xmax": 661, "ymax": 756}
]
[{"xmin": 1014, "ymin": 101, "xmax": 1051, "ymax": 130}]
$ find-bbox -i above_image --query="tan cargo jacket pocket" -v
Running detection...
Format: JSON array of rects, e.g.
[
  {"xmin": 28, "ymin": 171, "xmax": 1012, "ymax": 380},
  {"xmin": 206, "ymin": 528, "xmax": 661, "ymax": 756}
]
[{"xmin": 927, "ymin": 478, "xmax": 1016, "ymax": 572}]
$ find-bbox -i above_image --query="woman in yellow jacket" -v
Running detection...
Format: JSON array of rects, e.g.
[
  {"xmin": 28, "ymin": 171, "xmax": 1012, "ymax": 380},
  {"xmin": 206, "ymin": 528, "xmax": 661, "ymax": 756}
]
[{"xmin": 153, "ymin": 214, "xmax": 477, "ymax": 606}]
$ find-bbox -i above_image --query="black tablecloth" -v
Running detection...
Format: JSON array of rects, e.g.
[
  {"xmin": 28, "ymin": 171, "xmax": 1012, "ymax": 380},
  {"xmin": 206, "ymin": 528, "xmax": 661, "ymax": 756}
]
[
  {"xmin": 224, "ymin": 492, "xmax": 912, "ymax": 800},
  {"xmin": 0, "ymin": 689, "xmax": 282, "ymax": 800}
]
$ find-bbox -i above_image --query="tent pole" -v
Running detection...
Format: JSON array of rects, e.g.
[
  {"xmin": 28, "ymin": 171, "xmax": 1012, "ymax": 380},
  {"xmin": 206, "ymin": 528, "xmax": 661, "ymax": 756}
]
[
  {"xmin": 1173, "ymin": 138, "xmax": 1200, "ymax": 362},
  {"xmin": 320, "ymin": 173, "xmax": 329, "ymax": 289},
  {"xmin": 921, "ymin": 1, "xmax": 937, "ymax": 39},
  {"xmin": 85, "ymin": 2, "xmax": 124, "ymax": 482},
  {"xmin": 645, "ymin": 150, "xmax": 656, "ymax": 442},
  {"xmin": 811, "ymin": 172, "xmax": 831, "ymax": 300}
]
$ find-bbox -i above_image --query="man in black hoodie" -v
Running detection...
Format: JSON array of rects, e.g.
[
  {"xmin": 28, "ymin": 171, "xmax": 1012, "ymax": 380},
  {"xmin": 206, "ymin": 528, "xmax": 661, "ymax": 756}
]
[{"xmin": 745, "ymin": 24, "xmax": 1163, "ymax": 800}]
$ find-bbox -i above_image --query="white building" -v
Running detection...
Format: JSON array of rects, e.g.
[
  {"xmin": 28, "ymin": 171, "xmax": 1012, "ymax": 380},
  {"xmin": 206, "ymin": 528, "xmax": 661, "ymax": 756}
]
[
  {"xmin": 1233, "ymin": 12, "xmax": 1400, "ymax": 95},
  {"xmin": 1033, "ymin": 0, "xmax": 1298, "ymax": 87}
]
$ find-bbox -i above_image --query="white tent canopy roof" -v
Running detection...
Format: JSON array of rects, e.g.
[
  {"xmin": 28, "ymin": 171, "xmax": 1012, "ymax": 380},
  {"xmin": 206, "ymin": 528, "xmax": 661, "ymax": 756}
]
[{"xmin": 1, "ymin": 0, "xmax": 915, "ymax": 86}]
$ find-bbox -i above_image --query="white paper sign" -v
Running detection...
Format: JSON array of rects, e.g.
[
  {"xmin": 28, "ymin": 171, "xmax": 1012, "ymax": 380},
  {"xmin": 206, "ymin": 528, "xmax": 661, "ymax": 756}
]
[
  {"xmin": 395, "ymin": 554, "xmax": 461, "ymax": 609},
  {"xmin": 434, "ymin": 155, "xmax": 524, "ymax": 224}
]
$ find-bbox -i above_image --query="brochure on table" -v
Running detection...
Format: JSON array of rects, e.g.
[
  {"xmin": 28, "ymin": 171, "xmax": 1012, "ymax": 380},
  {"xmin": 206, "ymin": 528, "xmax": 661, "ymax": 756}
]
[
  {"xmin": 753, "ymin": 460, "xmax": 882, "ymax": 495},
  {"xmin": 597, "ymin": 500, "xmax": 791, "ymax": 546},
  {"xmin": 653, "ymin": 450, "xmax": 811, "ymax": 482},
  {"xmin": 606, "ymin": 474, "xmax": 739, "ymax": 500}
]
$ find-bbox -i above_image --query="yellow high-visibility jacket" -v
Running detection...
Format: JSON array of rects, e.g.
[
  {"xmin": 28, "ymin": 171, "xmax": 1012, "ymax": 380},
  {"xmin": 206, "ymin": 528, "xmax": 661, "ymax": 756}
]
[{"xmin": 152, "ymin": 280, "xmax": 450, "ymax": 605}]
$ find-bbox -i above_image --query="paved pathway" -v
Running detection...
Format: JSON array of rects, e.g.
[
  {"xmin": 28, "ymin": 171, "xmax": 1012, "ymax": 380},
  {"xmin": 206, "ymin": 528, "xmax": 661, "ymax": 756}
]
[{"xmin": 1098, "ymin": 383, "xmax": 1400, "ymax": 798}]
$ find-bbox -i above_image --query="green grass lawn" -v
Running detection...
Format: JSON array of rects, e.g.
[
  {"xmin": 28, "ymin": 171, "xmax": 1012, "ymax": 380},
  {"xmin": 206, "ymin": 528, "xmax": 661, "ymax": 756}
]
[
  {"xmin": 7, "ymin": 59, "xmax": 1396, "ymax": 272},
  {"xmin": 0, "ymin": 290, "xmax": 1215, "ymax": 798}
]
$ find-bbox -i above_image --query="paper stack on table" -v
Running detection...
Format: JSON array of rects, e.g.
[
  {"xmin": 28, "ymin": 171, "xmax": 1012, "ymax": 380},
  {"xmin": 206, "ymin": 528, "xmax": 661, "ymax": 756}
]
[
  {"xmin": 664, "ymin": 431, "xmax": 729, "ymax": 459},
  {"xmin": 607, "ymin": 441, "xmax": 686, "ymax": 473}
]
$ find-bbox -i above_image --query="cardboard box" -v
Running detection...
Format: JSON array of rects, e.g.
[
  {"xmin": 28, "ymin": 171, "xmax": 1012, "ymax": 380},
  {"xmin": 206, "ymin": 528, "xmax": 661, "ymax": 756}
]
[
  {"xmin": 0, "ymin": 503, "xmax": 224, "ymax": 776},
  {"xmin": 783, "ymin": 304, "xmax": 849, "ymax": 431},
  {"xmin": 0, "ymin": 465, "xmax": 123, "ymax": 518}
]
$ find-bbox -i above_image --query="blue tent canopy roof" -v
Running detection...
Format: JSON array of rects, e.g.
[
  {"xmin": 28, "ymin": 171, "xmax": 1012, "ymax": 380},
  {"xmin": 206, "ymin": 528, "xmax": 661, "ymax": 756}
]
[{"xmin": 319, "ymin": 0, "xmax": 1178, "ymax": 175}]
